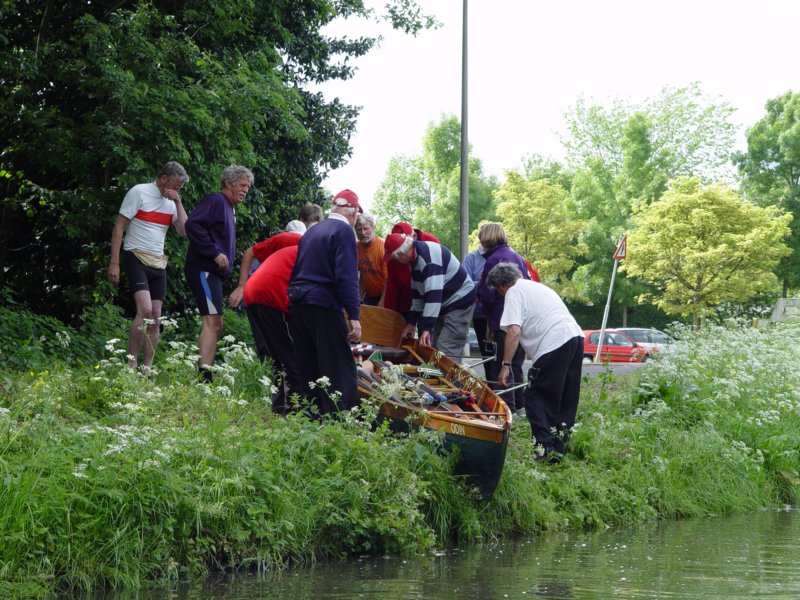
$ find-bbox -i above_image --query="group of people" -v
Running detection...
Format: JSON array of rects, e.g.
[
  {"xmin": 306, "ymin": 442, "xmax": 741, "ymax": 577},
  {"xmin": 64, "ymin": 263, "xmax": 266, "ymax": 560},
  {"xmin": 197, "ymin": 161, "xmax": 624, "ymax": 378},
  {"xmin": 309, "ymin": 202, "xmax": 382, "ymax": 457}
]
[{"xmin": 108, "ymin": 161, "xmax": 584, "ymax": 461}]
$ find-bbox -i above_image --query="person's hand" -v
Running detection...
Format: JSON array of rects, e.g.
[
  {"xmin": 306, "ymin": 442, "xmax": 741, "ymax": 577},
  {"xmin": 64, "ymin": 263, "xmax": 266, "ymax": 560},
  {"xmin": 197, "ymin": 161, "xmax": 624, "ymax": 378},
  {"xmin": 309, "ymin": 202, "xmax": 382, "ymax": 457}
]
[
  {"xmin": 401, "ymin": 323, "xmax": 415, "ymax": 341},
  {"xmin": 107, "ymin": 262, "xmax": 120, "ymax": 285},
  {"xmin": 228, "ymin": 286, "xmax": 244, "ymax": 308},
  {"xmin": 214, "ymin": 253, "xmax": 229, "ymax": 271},
  {"xmin": 162, "ymin": 188, "xmax": 180, "ymax": 202},
  {"xmin": 348, "ymin": 320, "xmax": 362, "ymax": 342},
  {"xmin": 418, "ymin": 330, "xmax": 432, "ymax": 348},
  {"xmin": 498, "ymin": 365, "xmax": 510, "ymax": 386}
]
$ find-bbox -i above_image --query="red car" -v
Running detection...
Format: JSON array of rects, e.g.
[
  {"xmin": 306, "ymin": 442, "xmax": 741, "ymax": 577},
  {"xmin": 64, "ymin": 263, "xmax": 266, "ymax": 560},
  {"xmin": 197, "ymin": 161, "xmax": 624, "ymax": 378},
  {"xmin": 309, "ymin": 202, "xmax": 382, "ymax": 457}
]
[{"xmin": 583, "ymin": 329, "xmax": 650, "ymax": 363}]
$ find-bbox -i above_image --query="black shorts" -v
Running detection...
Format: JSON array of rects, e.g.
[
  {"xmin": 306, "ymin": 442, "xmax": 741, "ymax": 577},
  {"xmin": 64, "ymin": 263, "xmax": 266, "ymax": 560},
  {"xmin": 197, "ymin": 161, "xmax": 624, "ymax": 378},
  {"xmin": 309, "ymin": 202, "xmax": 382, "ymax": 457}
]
[
  {"xmin": 123, "ymin": 250, "xmax": 167, "ymax": 300},
  {"xmin": 184, "ymin": 264, "xmax": 224, "ymax": 316}
]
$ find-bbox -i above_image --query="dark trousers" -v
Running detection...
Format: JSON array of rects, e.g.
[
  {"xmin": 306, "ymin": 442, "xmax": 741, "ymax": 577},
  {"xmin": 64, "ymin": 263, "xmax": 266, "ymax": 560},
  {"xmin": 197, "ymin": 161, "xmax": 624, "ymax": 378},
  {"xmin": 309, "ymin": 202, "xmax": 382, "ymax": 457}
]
[
  {"xmin": 492, "ymin": 329, "xmax": 527, "ymax": 412},
  {"xmin": 472, "ymin": 316, "xmax": 495, "ymax": 370},
  {"xmin": 247, "ymin": 304, "xmax": 301, "ymax": 413},
  {"xmin": 246, "ymin": 305, "xmax": 271, "ymax": 363},
  {"xmin": 290, "ymin": 304, "xmax": 358, "ymax": 415},
  {"xmin": 524, "ymin": 336, "xmax": 583, "ymax": 453}
]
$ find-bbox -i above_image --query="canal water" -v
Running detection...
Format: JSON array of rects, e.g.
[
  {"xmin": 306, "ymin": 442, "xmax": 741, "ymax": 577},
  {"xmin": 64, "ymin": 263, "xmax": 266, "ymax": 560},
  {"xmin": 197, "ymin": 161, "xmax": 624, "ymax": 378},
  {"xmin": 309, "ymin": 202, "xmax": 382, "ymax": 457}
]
[{"xmin": 100, "ymin": 509, "xmax": 800, "ymax": 599}]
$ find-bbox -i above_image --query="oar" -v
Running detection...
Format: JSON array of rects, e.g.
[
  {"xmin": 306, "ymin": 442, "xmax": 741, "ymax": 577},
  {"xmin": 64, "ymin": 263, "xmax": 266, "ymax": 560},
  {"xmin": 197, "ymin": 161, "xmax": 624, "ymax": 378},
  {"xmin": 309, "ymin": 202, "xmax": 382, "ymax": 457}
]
[
  {"xmin": 371, "ymin": 358, "xmax": 448, "ymax": 403},
  {"xmin": 464, "ymin": 355, "xmax": 496, "ymax": 368},
  {"xmin": 493, "ymin": 382, "xmax": 528, "ymax": 396}
]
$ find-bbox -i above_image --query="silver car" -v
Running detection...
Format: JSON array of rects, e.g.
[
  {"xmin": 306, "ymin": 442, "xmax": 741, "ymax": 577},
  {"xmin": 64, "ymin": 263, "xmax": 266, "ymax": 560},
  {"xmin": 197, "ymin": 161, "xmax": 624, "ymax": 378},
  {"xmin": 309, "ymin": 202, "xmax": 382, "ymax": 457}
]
[{"xmin": 615, "ymin": 328, "xmax": 675, "ymax": 353}]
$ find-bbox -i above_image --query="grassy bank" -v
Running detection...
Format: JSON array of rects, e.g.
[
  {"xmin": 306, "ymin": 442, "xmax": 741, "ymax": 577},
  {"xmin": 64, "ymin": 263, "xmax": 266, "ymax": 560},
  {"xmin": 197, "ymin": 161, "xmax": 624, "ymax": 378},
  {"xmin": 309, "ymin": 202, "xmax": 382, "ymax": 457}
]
[{"xmin": 1, "ymin": 308, "xmax": 799, "ymax": 597}]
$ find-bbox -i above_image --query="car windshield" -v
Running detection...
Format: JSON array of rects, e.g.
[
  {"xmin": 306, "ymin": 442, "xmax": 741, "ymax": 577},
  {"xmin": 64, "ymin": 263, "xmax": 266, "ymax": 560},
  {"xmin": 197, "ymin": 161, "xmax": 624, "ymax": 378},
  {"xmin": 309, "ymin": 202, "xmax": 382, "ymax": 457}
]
[
  {"xmin": 650, "ymin": 331, "xmax": 674, "ymax": 344},
  {"xmin": 621, "ymin": 329, "xmax": 674, "ymax": 345},
  {"xmin": 606, "ymin": 332, "xmax": 634, "ymax": 346},
  {"xmin": 624, "ymin": 330, "xmax": 649, "ymax": 343}
]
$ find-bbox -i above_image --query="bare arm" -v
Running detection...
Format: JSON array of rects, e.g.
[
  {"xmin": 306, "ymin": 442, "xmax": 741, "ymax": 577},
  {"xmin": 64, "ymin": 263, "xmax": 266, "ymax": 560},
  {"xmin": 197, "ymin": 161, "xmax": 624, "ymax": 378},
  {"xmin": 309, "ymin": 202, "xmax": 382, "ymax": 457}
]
[
  {"xmin": 107, "ymin": 215, "xmax": 130, "ymax": 285},
  {"xmin": 228, "ymin": 246, "xmax": 255, "ymax": 307},
  {"xmin": 497, "ymin": 324, "xmax": 522, "ymax": 386},
  {"xmin": 171, "ymin": 193, "xmax": 188, "ymax": 237}
]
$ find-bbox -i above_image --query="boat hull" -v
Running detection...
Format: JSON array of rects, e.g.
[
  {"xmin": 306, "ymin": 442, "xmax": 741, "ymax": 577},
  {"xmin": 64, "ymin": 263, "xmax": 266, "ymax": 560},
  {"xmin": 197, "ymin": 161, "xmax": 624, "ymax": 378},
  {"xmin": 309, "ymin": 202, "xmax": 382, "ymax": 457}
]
[{"xmin": 355, "ymin": 306, "xmax": 512, "ymax": 499}]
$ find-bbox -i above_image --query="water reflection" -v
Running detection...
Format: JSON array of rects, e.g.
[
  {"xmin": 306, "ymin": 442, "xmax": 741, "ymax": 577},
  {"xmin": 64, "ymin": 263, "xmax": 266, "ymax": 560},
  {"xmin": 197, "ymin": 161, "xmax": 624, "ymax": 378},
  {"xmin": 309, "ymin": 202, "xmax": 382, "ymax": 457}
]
[{"xmin": 96, "ymin": 509, "xmax": 800, "ymax": 600}]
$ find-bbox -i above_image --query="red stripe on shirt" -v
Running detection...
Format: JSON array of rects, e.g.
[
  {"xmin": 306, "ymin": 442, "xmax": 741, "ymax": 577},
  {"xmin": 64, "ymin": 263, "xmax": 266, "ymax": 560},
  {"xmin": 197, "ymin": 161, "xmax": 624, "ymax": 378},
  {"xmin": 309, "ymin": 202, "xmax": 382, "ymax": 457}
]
[{"xmin": 135, "ymin": 210, "xmax": 173, "ymax": 226}]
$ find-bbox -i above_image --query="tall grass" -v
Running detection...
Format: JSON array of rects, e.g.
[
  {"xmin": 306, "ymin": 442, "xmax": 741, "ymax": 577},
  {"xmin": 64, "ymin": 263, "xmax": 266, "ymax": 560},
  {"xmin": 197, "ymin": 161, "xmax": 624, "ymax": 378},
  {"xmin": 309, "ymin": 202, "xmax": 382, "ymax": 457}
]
[{"xmin": 1, "ymin": 308, "xmax": 799, "ymax": 597}]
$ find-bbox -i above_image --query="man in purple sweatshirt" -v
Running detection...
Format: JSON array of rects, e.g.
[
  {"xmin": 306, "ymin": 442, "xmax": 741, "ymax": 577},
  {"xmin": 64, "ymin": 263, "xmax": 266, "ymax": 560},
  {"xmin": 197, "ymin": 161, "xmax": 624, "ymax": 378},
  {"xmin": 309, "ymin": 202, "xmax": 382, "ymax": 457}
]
[
  {"xmin": 184, "ymin": 165, "xmax": 254, "ymax": 380},
  {"xmin": 288, "ymin": 189, "xmax": 362, "ymax": 415}
]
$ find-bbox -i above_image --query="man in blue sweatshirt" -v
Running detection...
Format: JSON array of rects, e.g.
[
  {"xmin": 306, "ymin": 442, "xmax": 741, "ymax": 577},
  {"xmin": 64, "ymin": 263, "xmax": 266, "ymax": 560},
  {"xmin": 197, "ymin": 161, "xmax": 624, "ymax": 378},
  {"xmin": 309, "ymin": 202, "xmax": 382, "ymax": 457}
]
[
  {"xmin": 184, "ymin": 165, "xmax": 254, "ymax": 380},
  {"xmin": 288, "ymin": 189, "xmax": 362, "ymax": 415}
]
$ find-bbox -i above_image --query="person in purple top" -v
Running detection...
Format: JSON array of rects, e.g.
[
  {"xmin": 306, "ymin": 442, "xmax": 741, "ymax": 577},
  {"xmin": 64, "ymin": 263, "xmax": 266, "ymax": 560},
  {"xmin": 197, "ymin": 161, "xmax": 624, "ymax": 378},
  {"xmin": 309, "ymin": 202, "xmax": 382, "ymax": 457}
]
[
  {"xmin": 184, "ymin": 165, "xmax": 254, "ymax": 381},
  {"xmin": 462, "ymin": 241, "xmax": 495, "ymax": 370},
  {"xmin": 288, "ymin": 189, "xmax": 362, "ymax": 415},
  {"xmin": 477, "ymin": 223, "xmax": 530, "ymax": 412}
]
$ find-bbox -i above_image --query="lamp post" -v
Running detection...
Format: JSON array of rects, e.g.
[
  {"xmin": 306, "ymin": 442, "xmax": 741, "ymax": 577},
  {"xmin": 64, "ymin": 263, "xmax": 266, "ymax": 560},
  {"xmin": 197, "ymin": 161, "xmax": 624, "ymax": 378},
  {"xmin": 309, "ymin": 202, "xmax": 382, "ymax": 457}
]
[{"xmin": 459, "ymin": 0, "xmax": 469, "ymax": 260}]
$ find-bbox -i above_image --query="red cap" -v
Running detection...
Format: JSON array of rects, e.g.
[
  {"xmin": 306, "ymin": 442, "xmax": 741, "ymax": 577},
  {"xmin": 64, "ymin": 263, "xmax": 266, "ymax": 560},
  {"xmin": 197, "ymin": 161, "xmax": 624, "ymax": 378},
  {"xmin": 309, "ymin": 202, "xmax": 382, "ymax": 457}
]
[
  {"xmin": 392, "ymin": 221, "xmax": 413, "ymax": 236},
  {"xmin": 383, "ymin": 233, "xmax": 409, "ymax": 262},
  {"xmin": 332, "ymin": 189, "xmax": 363, "ymax": 213}
]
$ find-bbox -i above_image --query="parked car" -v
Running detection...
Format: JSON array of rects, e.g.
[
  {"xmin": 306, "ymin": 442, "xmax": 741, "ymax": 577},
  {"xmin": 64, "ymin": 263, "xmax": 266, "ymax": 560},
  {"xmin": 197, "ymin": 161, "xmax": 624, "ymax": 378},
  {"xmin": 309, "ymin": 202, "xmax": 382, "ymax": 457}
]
[
  {"xmin": 583, "ymin": 329, "xmax": 649, "ymax": 363},
  {"xmin": 615, "ymin": 327, "xmax": 675, "ymax": 353}
]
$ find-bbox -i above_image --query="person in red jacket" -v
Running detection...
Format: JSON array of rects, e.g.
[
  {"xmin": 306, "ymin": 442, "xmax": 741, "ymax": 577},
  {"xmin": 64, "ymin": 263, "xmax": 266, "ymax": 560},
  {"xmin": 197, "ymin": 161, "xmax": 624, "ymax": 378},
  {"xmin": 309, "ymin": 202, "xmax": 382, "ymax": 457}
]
[
  {"xmin": 242, "ymin": 244, "xmax": 302, "ymax": 414},
  {"xmin": 382, "ymin": 222, "xmax": 439, "ymax": 317}
]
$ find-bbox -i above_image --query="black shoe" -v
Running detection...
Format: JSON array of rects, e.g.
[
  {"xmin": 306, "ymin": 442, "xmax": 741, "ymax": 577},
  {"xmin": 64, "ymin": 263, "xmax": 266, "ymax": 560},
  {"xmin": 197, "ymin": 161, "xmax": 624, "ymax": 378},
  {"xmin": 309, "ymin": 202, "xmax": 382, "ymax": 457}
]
[
  {"xmin": 199, "ymin": 367, "xmax": 213, "ymax": 384},
  {"xmin": 533, "ymin": 448, "xmax": 562, "ymax": 464}
]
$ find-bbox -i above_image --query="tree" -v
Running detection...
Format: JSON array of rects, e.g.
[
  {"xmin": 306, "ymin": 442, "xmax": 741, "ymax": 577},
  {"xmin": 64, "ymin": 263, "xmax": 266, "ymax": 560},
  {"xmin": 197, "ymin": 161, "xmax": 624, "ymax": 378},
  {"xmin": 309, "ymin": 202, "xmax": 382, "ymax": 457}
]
[
  {"xmin": 734, "ymin": 91, "xmax": 800, "ymax": 295},
  {"xmin": 562, "ymin": 83, "xmax": 738, "ymax": 322},
  {"xmin": 521, "ymin": 153, "xmax": 574, "ymax": 192},
  {"xmin": 0, "ymin": 0, "xmax": 435, "ymax": 321},
  {"xmin": 371, "ymin": 155, "xmax": 431, "ymax": 233},
  {"xmin": 624, "ymin": 178, "xmax": 792, "ymax": 328},
  {"xmin": 494, "ymin": 172, "xmax": 586, "ymax": 296},
  {"xmin": 372, "ymin": 114, "xmax": 496, "ymax": 254}
]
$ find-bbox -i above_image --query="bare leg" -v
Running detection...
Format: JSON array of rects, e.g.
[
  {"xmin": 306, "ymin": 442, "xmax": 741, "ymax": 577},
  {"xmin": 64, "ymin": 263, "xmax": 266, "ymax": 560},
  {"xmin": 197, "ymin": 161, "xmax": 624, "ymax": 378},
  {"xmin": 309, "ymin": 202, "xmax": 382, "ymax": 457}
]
[
  {"xmin": 128, "ymin": 290, "xmax": 153, "ymax": 368},
  {"xmin": 199, "ymin": 314, "xmax": 224, "ymax": 368},
  {"xmin": 142, "ymin": 299, "xmax": 163, "ymax": 368}
]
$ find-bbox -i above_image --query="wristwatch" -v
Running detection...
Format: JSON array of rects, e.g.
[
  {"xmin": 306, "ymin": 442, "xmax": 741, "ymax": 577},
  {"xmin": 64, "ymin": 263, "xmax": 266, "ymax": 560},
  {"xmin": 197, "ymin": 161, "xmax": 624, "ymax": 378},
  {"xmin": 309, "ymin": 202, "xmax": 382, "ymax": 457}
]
[{"xmin": 501, "ymin": 362, "xmax": 512, "ymax": 367}]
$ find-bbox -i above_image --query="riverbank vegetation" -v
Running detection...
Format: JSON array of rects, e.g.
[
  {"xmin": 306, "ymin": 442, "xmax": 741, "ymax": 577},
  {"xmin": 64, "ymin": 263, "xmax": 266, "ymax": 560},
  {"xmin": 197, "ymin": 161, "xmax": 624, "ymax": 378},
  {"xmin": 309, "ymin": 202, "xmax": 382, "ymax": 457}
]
[{"xmin": 2, "ymin": 307, "xmax": 799, "ymax": 597}]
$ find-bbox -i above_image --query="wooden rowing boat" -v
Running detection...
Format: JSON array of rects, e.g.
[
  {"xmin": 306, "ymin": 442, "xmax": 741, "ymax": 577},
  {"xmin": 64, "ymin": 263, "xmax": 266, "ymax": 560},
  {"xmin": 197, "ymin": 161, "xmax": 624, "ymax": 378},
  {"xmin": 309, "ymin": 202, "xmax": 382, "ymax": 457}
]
[{"xmin": 354, "ymin": 305, "xmax": 512, "ymax": 499}]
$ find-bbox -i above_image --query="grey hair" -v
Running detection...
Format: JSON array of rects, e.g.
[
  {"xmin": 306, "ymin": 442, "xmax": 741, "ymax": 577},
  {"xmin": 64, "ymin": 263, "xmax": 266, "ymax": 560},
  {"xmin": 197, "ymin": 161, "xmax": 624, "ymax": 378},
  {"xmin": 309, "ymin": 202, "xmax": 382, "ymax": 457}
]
[
  {"xmin": 157, "ymin": 161, "xmax": 189, "ymax": 183},
  {"xmin": 391, "ymin": 235, "xmax": 414, "ymax": 260},
  {"xmin": 356, "ymin": 213, "xmax": 376, "ymax": 228},
  {"xmin": 220, "ymin": 165, "xmax": 254, "ymax": 187},
  {"xmin": 332, "ymin": 204, "xmax": 358, "ymax": 218},
  {"xmin": 486, "ymin": 262, "xmax": 523, "ymax": 289}
]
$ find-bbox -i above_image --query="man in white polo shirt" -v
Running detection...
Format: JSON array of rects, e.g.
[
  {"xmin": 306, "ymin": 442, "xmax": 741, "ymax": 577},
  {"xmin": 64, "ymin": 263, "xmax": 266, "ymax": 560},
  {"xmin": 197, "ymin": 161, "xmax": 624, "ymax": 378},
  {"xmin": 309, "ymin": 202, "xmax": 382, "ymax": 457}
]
[
  {"xmin": 108, "ymin": 161, "xmax": 189, "ymax": 370},
  {"xmin": 488, "ymin": 261, "xmax": 584, "ymax": 463}
]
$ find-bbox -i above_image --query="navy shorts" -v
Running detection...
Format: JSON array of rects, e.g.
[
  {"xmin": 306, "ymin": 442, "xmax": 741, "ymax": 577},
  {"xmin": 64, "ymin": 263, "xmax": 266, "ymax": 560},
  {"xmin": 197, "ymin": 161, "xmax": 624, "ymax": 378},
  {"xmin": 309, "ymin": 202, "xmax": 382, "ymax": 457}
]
[
  {"xmin": 184, "ymin": 264, "xmax": 224, "ymax": 316},
  {"xmin": 123, "ymin": 250, "xmax": 167, "ymax": 301}
]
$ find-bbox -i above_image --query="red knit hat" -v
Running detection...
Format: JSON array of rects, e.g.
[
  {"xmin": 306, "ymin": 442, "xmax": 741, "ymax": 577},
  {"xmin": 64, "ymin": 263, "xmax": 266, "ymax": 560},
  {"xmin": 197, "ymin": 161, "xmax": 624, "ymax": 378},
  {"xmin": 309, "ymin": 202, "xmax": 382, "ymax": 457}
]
[
  {"xmin": 332, "ymin": 189, "xmax": 363, "ymax": 213},
  {"xmin": 383, "ymin": 233, "xmax": 409, "ymax": 262},
  {"xmin": 392, "ymin": 221, "xmax": 413, "ymax": 236}
]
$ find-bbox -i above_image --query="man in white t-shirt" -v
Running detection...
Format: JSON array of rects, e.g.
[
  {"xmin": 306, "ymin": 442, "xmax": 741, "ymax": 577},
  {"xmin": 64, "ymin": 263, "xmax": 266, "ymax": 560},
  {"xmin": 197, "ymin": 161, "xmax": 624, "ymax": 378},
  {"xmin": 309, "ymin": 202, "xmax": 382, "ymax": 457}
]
[
  {"xmin": 108, "ymin": 161, "xmax": 189, "ymax": 370},
  {"xmin": 488, "ymin": 262, "xmax": 584, "ymax": 463}
]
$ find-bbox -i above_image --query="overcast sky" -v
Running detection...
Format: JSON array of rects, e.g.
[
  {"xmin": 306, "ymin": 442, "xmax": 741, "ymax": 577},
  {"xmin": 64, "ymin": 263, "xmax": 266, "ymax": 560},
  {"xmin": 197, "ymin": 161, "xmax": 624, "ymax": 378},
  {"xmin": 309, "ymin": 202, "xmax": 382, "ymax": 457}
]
[{"xmin": 318, "ymin": 0, "xmax": 800, "ymax": 210}]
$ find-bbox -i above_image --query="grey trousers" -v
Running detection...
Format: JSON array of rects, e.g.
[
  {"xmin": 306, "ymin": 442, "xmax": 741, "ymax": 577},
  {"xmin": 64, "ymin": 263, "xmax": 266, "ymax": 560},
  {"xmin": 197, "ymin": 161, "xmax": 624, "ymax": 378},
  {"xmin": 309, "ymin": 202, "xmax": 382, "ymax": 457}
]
[{"xmin": 432, "ymin": 303, "xmax": 474, "ymax": 364}]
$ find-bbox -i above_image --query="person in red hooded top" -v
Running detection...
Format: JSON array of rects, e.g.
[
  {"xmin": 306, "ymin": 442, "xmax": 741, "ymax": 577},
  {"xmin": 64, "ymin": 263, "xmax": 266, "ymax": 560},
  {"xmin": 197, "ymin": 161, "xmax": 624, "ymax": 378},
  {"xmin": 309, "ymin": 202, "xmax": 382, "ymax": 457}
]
[
  {"xmin": 241, "ymin": 243, "xmax": 302, "ymax": 414},
  {"xmin": 382, "ymin": 222, "xmax": 439, "ymax": 318}
]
